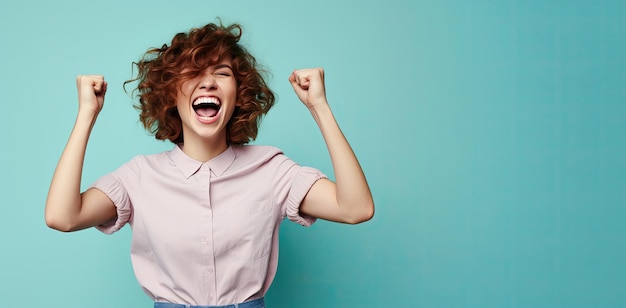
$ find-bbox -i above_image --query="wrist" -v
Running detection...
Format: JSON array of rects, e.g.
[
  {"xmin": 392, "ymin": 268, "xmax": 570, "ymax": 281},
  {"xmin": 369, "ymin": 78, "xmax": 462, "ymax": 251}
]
[
  {"xmin": 308, "ymin": 102, "xmax": 335, "ymax": 127},
  {"xmin": 76, "ymin": 108, "xmax": 100, "ymax": 126},
  {"xmin": 307, "ymin": 100, "xmax": 331, "ymax": 115}
]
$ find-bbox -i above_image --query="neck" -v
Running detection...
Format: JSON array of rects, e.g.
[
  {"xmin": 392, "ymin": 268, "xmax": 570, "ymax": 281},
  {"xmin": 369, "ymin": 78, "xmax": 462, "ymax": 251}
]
[{"xmin": 180, "ymin": 137, "xmax": 229, "ymax": 162}]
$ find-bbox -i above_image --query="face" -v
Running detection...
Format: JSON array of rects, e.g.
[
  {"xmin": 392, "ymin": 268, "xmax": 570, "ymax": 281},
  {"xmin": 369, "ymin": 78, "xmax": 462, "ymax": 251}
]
[{"xmin": 176, "ymin": 57, "xmax": 238, "ymax": 147}]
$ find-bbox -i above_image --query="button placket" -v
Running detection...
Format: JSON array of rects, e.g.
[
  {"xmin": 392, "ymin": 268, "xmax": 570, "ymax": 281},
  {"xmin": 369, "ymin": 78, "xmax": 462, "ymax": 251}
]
[
  {"xmin": 198, "ymin": 164, "xmax": 217, "ymax": 304},
  {"xmin": 205, "ymin": 165, "xmax": 218, "ymax": 304}
]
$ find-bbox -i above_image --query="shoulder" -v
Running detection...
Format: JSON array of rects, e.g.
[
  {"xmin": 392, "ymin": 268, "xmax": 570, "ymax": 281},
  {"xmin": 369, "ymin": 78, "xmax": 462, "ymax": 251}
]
[
  {"xmin": 232, "ymin": 144, "xmax": 284, "ymax": 161},
  {"xmin": 128, "ymin": 150, "xmax": 170, "ymax": 165},
  {"xmin": 229, "ymin": 144, "xmax": 293, "ymax": 171},
  {"xmin": 115, "ymin": 149, "xmax": 174, "ymax": 173}
]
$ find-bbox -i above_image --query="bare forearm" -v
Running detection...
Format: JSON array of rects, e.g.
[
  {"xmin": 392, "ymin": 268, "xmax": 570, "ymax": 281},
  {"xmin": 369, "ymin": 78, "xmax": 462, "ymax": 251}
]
[
  {"xmin": 46, "ymin": 75, "xmax": 113, "ymax": 231},
  {"xmin": 290, "ymin": 68, "xmax": 374, "ymax": 223},
  {"xmin": 45, "ymin": 112, "xmax": 96, "ymax": 231},
  {"xmin": 310, "ymin": 103, "xmax": 374, "ymax": 221}
]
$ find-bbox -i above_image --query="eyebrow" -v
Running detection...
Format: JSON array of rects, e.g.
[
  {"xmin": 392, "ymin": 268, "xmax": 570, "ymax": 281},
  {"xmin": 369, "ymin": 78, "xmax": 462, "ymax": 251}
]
[{"xmin": 213, "ymin": 64, "xmax": 234, "ymax": 71}]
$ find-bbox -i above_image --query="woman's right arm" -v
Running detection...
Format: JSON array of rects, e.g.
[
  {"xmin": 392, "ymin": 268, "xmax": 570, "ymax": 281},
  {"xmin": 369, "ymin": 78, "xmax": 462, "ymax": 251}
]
[{"xmin": 45, "ymin": 75, "xmax": 117, "ymax": 232}]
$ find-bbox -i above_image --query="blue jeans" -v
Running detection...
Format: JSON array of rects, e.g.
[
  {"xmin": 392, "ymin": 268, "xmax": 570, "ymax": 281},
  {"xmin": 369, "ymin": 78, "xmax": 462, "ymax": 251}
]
[{"xmin": 154, "ymin": 298, "xmax": 265, "ymax": 308}]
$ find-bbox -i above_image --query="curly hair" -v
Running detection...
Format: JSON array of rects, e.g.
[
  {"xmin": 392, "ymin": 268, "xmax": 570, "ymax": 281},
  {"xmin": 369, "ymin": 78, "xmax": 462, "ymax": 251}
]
[{"xmin": 125, "ymin": 22, "xmax": 275, "ymax": 145}]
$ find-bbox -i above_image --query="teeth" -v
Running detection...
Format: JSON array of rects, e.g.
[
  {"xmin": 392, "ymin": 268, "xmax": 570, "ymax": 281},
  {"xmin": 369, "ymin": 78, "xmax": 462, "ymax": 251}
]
[{"xmin": 193, "ymin": 97, "xmax": 220, "ymax": 106}]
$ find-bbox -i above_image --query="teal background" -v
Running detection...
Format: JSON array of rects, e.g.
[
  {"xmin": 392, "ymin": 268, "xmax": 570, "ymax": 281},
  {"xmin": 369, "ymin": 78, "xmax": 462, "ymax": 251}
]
[{"xmin": 1, "ymin": 0, "xmax": 624, "ymax": 307}]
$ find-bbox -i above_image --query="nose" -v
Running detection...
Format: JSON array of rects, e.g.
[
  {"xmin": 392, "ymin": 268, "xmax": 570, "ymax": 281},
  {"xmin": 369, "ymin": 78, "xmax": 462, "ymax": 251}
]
[{"xmin": 198, "ymin": 73, "xmax": 217, "ymax": 90}]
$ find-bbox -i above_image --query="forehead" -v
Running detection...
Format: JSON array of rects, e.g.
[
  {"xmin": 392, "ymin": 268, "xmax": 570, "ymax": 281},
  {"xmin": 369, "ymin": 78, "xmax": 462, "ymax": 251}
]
[
  {"xmin": 213, "ymin": 56, "xmax": 233, "ymax": 68},
  {"xmin": 180, "ymin": 56, "xmax": 233, "ymax": 74}
]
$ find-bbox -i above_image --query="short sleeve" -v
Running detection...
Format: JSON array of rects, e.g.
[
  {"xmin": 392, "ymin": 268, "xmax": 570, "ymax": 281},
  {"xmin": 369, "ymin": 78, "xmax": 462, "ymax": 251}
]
[
  {"xmin": 90, "ymin": 160, "xmax": 137, "ymax": 234},
  {"xmin": 285, "ymin": 166, "xmax": 327, "ymax": 226}
]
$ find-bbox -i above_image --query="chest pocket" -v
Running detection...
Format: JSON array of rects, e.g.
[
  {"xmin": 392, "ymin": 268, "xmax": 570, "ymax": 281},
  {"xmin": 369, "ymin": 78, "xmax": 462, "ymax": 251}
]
[{"xmin": 226, "ymin": 201, "xmax": 274, "ymax": 260}]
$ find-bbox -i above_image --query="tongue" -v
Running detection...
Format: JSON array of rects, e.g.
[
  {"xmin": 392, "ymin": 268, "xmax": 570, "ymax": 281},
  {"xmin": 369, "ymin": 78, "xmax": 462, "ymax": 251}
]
[{"xmin": 196, "ymin": 108, "xmax": 218, "ymax": 117}]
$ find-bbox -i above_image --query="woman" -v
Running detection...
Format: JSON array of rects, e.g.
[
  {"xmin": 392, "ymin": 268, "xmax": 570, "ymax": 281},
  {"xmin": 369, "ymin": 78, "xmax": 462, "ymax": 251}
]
[{"xmin": 45, "ymin": 22, "xmax": 374, "ymax": 308}]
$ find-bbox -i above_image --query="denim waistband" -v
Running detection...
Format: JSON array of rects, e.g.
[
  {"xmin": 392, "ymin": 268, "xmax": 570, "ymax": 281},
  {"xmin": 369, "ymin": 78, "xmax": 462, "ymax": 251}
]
[{"xmin": 154, "ymin": 297, "xmax": 264, "ymax": 308}]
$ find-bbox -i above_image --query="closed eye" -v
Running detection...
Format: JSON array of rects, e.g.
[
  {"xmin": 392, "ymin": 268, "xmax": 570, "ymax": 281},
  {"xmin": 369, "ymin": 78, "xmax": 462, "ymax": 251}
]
[
  {"xmin": 213, "ymin": 63, "xmax": 234, "ymax": 77},
  {"xmin": 215, "ymin": 71, "xmax": 231, "ymax": 77}
]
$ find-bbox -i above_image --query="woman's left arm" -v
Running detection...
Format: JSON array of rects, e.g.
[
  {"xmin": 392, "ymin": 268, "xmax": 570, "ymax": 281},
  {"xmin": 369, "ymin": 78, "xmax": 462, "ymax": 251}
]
[{"xmin": 289, "ymin": 68, "xmax": 374, "ymax": 224}]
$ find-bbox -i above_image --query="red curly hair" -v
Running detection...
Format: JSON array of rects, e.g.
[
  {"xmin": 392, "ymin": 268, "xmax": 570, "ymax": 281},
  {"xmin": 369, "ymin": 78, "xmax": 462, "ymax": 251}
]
[{"xmin": 125, "ymin": 22, "xmax": 275, "ymax": 144}]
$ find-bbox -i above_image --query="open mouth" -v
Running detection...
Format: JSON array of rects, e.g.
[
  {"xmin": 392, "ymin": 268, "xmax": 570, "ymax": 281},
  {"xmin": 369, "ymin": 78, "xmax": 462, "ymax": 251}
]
[{"xmin": 192, "ymin": 96, "xmax": 221, "ymax": 119}]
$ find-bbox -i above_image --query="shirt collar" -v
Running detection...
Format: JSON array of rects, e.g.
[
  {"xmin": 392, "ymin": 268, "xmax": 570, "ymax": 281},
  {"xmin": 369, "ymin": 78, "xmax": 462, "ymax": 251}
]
[{"xmin": 168, "ymin": 144, "xmax": 236, "ymax": 178}]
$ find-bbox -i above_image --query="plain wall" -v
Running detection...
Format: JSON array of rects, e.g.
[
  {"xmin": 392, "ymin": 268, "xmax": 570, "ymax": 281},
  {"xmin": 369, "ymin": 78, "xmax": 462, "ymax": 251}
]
[{"xmin": 0, "ymin": 0, "xmax": 624, "ymax": 307}]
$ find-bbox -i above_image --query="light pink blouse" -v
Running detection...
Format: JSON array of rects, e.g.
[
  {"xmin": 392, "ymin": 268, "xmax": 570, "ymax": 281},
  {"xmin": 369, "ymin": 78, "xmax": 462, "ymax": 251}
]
[{"xmin": 91, "ymin": 145, "xmax": 325, "ymax": 306}]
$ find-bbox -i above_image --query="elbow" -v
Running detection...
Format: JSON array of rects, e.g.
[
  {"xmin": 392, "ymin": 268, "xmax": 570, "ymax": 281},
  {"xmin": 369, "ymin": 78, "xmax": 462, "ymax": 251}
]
[
  {"xmin": 45, "ymin": 211, "xmax": 76, "ymax": 233},
  {"xmin": 344, "ymin": 201, "xmax": 375, "ymax": 225},
  {"xmin": 45, "ymin": 217, "xmax": 72, "ymax": 233}
]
